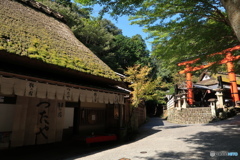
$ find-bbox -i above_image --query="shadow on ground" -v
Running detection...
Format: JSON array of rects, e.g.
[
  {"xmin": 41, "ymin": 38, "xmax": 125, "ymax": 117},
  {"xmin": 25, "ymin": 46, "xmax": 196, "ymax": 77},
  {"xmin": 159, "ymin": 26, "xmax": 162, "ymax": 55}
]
[
  {"xmin": 0, "ymin": 118, "xmax": 166, "ymax": 160},
  {"xmin": 135, "ymin": 117, "xmax": 187, "ymax": 141},
  {"xmin": 68, "ymin": 118, "xmax": 167, "ymax": 160},
  {"xmin": 67, "ymin": 118, "xmax": 190, "ymax": 160},
  {"xmin": 135, "ymin": 115, "xmax": 240, "ymax": 160},
  {"xmin": 2, "ymin": 116, "xmax": 239, "ymax": 160}
]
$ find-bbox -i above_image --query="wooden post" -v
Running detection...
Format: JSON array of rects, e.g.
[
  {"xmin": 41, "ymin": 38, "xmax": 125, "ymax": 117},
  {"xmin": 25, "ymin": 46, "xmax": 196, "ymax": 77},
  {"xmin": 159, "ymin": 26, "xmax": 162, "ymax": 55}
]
[
  {"xmin": 186, "ymin": 71, "xmax": 194, "ymax": 105},
  {"xmin": 73, "ymin": 101, "xmax": 81, "ymax": 135},
  {"xmin": 226, "ymin": 53, "xmax": 240, "ymax": 104}
]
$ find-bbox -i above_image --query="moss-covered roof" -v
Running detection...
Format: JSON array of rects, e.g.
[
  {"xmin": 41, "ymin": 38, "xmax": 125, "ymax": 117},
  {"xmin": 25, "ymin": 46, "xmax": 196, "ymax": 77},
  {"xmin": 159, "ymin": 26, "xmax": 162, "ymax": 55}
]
[{"xmin": 0, "ymin": 0, "xmax": 120, "ymax": 81}]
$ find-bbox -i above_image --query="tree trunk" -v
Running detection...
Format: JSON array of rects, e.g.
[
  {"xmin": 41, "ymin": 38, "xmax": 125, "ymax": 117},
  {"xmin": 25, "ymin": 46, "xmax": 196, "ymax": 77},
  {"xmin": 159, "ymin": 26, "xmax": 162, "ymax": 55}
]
[{"xmin": 221, "ymin": 0, "xmax": 240, "ymax": 42}]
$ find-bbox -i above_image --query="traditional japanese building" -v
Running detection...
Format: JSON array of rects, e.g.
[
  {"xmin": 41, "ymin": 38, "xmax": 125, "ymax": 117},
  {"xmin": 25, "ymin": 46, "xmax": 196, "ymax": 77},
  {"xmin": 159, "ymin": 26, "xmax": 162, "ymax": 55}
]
[
  {"xmin": 196, "ymin": 72, "xmax": 240, "ymax": 105},
  {"xmin": 0, "ymin": 0, "xmax": 145, "ymax": 149}
]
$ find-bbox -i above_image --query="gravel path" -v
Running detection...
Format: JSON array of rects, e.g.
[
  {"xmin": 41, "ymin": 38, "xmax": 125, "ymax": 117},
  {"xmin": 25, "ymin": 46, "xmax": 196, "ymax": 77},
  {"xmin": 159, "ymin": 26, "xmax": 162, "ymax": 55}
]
[{"xmin": 68, "ymin": 115, "xmax": 240, "ymax": 160}]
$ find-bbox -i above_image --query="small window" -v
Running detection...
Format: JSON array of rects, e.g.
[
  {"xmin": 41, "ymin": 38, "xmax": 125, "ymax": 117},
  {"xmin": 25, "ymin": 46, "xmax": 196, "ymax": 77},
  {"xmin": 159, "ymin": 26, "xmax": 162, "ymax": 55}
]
[
  {"xmin": 0, "ymin": 96, "xmax": 16, "ymax": 104},
  {"xmin": 65, "ymin": 102, "xmax": 79, "ymax": 108}
]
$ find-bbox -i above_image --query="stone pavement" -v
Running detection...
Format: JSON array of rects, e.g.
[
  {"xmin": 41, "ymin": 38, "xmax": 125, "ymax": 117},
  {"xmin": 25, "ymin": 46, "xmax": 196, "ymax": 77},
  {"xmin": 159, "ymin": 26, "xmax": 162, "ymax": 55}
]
[
  {"xmin": 1, "ymin": 115, "xmax": 240, "ymax": 160},
  {"xmin": 68, "ymin": 115, "xmax": 240, "ymax": 160}
]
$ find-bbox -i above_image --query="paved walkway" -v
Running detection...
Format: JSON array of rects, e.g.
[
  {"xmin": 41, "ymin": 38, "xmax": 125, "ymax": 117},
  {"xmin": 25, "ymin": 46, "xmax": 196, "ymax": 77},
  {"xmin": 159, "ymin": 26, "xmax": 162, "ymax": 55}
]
[
  {"xmin": 1, "ymin": 115, "xmax": 240, "ymax": 160},
  {"xmin": 68, "ymin": 115, "xmax": 240, "ymax": 160}
]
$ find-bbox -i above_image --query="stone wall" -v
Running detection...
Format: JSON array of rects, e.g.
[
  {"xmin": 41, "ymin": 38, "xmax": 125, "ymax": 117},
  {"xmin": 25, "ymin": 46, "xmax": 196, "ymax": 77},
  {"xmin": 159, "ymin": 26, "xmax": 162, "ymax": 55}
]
[{"xmin": 168, "ymin": 107, "xmax": 213, "ymax": 124}]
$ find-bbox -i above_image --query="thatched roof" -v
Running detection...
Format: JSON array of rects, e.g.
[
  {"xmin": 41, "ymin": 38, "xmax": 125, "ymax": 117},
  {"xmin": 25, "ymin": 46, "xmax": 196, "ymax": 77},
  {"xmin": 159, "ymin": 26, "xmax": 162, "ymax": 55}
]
[
  {"xmin": 0, "ymin": 0, "xmax": 120, "ymax": 81},
  {"xmin": 196, "ymin": 72, "xmax": 240, "ymax": 86}
]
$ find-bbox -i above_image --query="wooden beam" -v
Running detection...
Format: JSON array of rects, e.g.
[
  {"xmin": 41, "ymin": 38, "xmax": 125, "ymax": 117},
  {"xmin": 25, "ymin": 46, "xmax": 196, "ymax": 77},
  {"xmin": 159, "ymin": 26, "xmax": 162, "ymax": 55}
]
[
  {"xmin": 0, "ymin": 71, "xmax": 127, "ymax": 95},
  {"xmin": 178, "ymin": 45, "xmax": 240, "ymax": 66}
]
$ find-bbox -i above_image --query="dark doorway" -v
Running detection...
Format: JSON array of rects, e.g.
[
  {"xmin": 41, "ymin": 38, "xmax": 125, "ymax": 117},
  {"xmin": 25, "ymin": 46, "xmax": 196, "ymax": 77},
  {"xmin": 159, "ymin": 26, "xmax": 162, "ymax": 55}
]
[
  {"xmin": 62, "ymin": 102, "xmax": 80, "ymax": 140},
  {"xmin": 105, "ymin": 104, "xmax": 120, "ymax": 134}
]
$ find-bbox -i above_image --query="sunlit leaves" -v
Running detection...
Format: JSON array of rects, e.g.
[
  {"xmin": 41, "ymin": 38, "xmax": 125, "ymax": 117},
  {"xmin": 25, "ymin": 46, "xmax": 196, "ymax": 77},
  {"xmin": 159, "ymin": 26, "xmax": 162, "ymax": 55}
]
[
  {"xmin": 124, "ymin": 65, "xmax": 168, "ymax": 107},
  {"xmin": 129, "ymin": 0, "xmax": 238, "ymax": 72}
]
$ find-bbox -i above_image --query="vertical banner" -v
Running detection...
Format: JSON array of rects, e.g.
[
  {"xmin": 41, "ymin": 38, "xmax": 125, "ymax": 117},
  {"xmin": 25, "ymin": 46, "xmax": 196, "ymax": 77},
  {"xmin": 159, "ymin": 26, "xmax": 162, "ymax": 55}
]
[
  {"xmin": 36, "ymin": 83, "xmax": 47, "ymax": 99},
  {"xmin": 24, "ymin": 97, "xmax": 39, "ymax": 145},
  {"xmin": 86, "ymin": 90, "xmax": 94, "ymax": 102},
  {"xmin": 114, "ymin": 94, "xmax": 119, "ymax": 104},
  {"xmin": 47, "ymin": 84, "xmax": 56, "ymax": 100},
  {"xmin": 98, "ymin": 92, "xmax": 104, "ymax": 103},
  {"xmin": 25, "ymin": 81, "xmax": 37, "ymax": 97},
  {"xmin": 35, "ymin": 100, "xmax": 51, "ymax": 144},
  {"xmin": 15, "ymin": 97, "xmax": 66, "ymax": 146},
  {"xmin": 1, "ymin": 77, "xmax": 14, "ymax": 95},
  {"xmin": 72, "ymin": 88, "xmax": 80, "ymax": 102},
  {"xmin": 109, "ymin": 94, "xmax": 114, "ymax": 104},
  {"xmin": 93, "ymin": 92, "xmax": 99, "ymax": 103},
  {"xmin": 79, "ymin": 89, "xmax": 86, "ymax": 102},
  {"xmin": 55, "ymin": 100, "xmax": 65, "ymax": 142},
  {"xmin": 64, "ymin": 87, "xmax": 72, "ymax": 101},
  {"xmin": 13, "ymin": 78, "xmax": 26, "ymax": 96},
  {"xmin": 32, "ymin": 99, "xmax": 65, "ymax": 144},
  {"xmin": 47, "ymin": 99, "xmax": 57, "ymax": 143},
  {"xmin": 56, "ymin": 86, "xmax": 65, "ymax": 100},
  {"xmin": 104, "ymin": 93, "xmax": 109, "ymax": 104}
]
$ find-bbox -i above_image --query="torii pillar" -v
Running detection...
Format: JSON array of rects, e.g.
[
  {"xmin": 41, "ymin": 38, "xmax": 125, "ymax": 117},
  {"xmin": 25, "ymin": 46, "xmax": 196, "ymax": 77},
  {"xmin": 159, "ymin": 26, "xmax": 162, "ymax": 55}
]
[
  {"xmin": 225, "ymin": 52, "xmax": 240, "ymax": 105},
  {"xmin": 186, "ymin": 71, "xmax": 194, "ymax": 105}
]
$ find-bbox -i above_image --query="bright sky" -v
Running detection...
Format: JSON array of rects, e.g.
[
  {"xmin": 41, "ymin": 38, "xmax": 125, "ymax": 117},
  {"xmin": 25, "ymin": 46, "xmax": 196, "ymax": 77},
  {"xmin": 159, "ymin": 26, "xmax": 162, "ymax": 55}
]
[{"xmin": 92, "ymin": 5, "xmax": 153, "ymax": 51}]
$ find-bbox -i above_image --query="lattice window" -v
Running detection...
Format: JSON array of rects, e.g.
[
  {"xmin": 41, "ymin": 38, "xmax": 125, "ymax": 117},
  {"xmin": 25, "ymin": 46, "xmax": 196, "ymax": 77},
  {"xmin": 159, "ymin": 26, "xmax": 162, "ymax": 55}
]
[{"xmin": 80, "ymin": 108, "xmax": 105, "ymax": 125}]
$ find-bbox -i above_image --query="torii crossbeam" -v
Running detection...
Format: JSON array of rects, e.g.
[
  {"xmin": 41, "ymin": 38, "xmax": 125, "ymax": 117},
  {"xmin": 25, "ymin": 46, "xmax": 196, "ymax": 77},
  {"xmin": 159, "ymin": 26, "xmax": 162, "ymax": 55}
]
[{"xmin": 178, "ymin": 45, "xmax": 240, "ymax": 105}]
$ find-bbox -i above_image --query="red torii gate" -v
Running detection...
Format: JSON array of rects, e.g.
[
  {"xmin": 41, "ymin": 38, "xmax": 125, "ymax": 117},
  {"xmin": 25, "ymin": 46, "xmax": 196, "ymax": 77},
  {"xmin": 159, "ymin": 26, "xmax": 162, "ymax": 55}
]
[{"xmin": 178, "ymin": 45, "xmax": 240, "ymax": 105}]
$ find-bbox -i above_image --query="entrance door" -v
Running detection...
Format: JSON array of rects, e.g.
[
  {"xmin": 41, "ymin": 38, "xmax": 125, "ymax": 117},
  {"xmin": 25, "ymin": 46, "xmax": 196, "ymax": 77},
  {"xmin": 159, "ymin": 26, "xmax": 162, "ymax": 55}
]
[
  {"xmin": 62, "ymin": 102, "xmax": 80, "ymax": 140},
  {"xmin": 105, "ymin": 104, "xmax": 119, "ymax": 134}
]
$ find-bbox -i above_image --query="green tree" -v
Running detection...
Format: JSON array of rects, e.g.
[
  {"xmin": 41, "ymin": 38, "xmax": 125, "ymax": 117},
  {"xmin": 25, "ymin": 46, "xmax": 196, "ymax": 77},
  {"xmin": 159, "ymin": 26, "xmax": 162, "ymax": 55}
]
[
  {"xmin": 75, "ymin": 0, "xmax": 240, "ymax": 73},
  {"xmin": 124, "ymin": 65, "xmax": 168, "ymax": 107},
  {"xmin": 37, "ymin": 0, "xmax": 151, "ymax": 73},
  {"xmin": 124, "ymin": 65, "xmax": 169, "ymax": 132},
  {"xmin": 75, "ymin": 0, "xmax": 144, "ymax": 16},
  {"xmin": 75, "ymin": 0, "xmax": 240, "ymax": 43},
  {"xmin": 52, "ymin": 0, "xmax": 72, "ymax": 7},
  {"xmin": 130, "ymin": 1, "xmax": 238, "ymax": 71},
  {"xmin": 106, "ymin": 34, "xmax": 150, "ymax": 73},
  {"xmin": 36, "ymin": 0, "xmax": 91, "ymax": 27},
  {"xmin": 73, "ymin": 18, "xmax": 116, "ymax": 54}
]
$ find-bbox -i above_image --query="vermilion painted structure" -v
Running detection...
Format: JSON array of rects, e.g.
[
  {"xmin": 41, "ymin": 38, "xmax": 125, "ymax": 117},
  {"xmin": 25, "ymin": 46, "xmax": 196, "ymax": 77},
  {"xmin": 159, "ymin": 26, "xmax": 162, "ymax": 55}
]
[{"xmin": 178, "ymin": 45, "xmax": 240, "ymax": 105}]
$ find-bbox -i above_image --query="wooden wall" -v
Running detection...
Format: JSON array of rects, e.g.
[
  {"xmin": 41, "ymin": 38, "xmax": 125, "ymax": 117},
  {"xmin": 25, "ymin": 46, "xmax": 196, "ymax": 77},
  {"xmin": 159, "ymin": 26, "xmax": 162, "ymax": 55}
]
[{"xmin": 11, "ymin": 96, "xmax": 65, "ymax": 147}]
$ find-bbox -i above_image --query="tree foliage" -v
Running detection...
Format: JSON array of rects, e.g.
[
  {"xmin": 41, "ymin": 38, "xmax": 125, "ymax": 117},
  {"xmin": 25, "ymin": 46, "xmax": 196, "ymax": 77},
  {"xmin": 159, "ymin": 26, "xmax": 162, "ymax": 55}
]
[
  {"xmin": 76, "ymin": 0, "xmax": 240, "ymax": 76},
  {"xmin": 106, "ymin": 34, "xmax": 150, "ymax": 73},
  {"xmin": 75, "ymin": 19, "xmax": 150, "ymax": 73},
  {"xmin": 124, "ymin": 65, "xmax": 169, "ymax": 107},
  {"xmin": 75, "ymin": 0, "xmax": 144, "ymax": 17},
  {"xmin": 36, "ymin": 0, "xmax": 150, "ymax": 73},
  {"xmin": 130, "ymin": 1, "xmax": 238, "ymax": 72},
  {"xmin": 73, "ymin": 18, "xmax": 116, "ymax": 54}
]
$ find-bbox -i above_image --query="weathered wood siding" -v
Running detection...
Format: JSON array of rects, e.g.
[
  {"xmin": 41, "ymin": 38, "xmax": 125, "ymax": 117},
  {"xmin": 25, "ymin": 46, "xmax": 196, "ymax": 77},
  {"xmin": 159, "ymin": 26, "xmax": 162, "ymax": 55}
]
[{"xmin": 11, "ymin": 96, "xmax": 65, "ymax": 147}]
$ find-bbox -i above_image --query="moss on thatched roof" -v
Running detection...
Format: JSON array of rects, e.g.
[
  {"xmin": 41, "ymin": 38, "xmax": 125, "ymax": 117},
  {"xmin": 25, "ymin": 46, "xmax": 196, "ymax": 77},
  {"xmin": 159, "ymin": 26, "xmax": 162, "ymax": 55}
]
[{"xmin": 0, "ymin": 0, "xmax": 120, "ymax": 81}]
